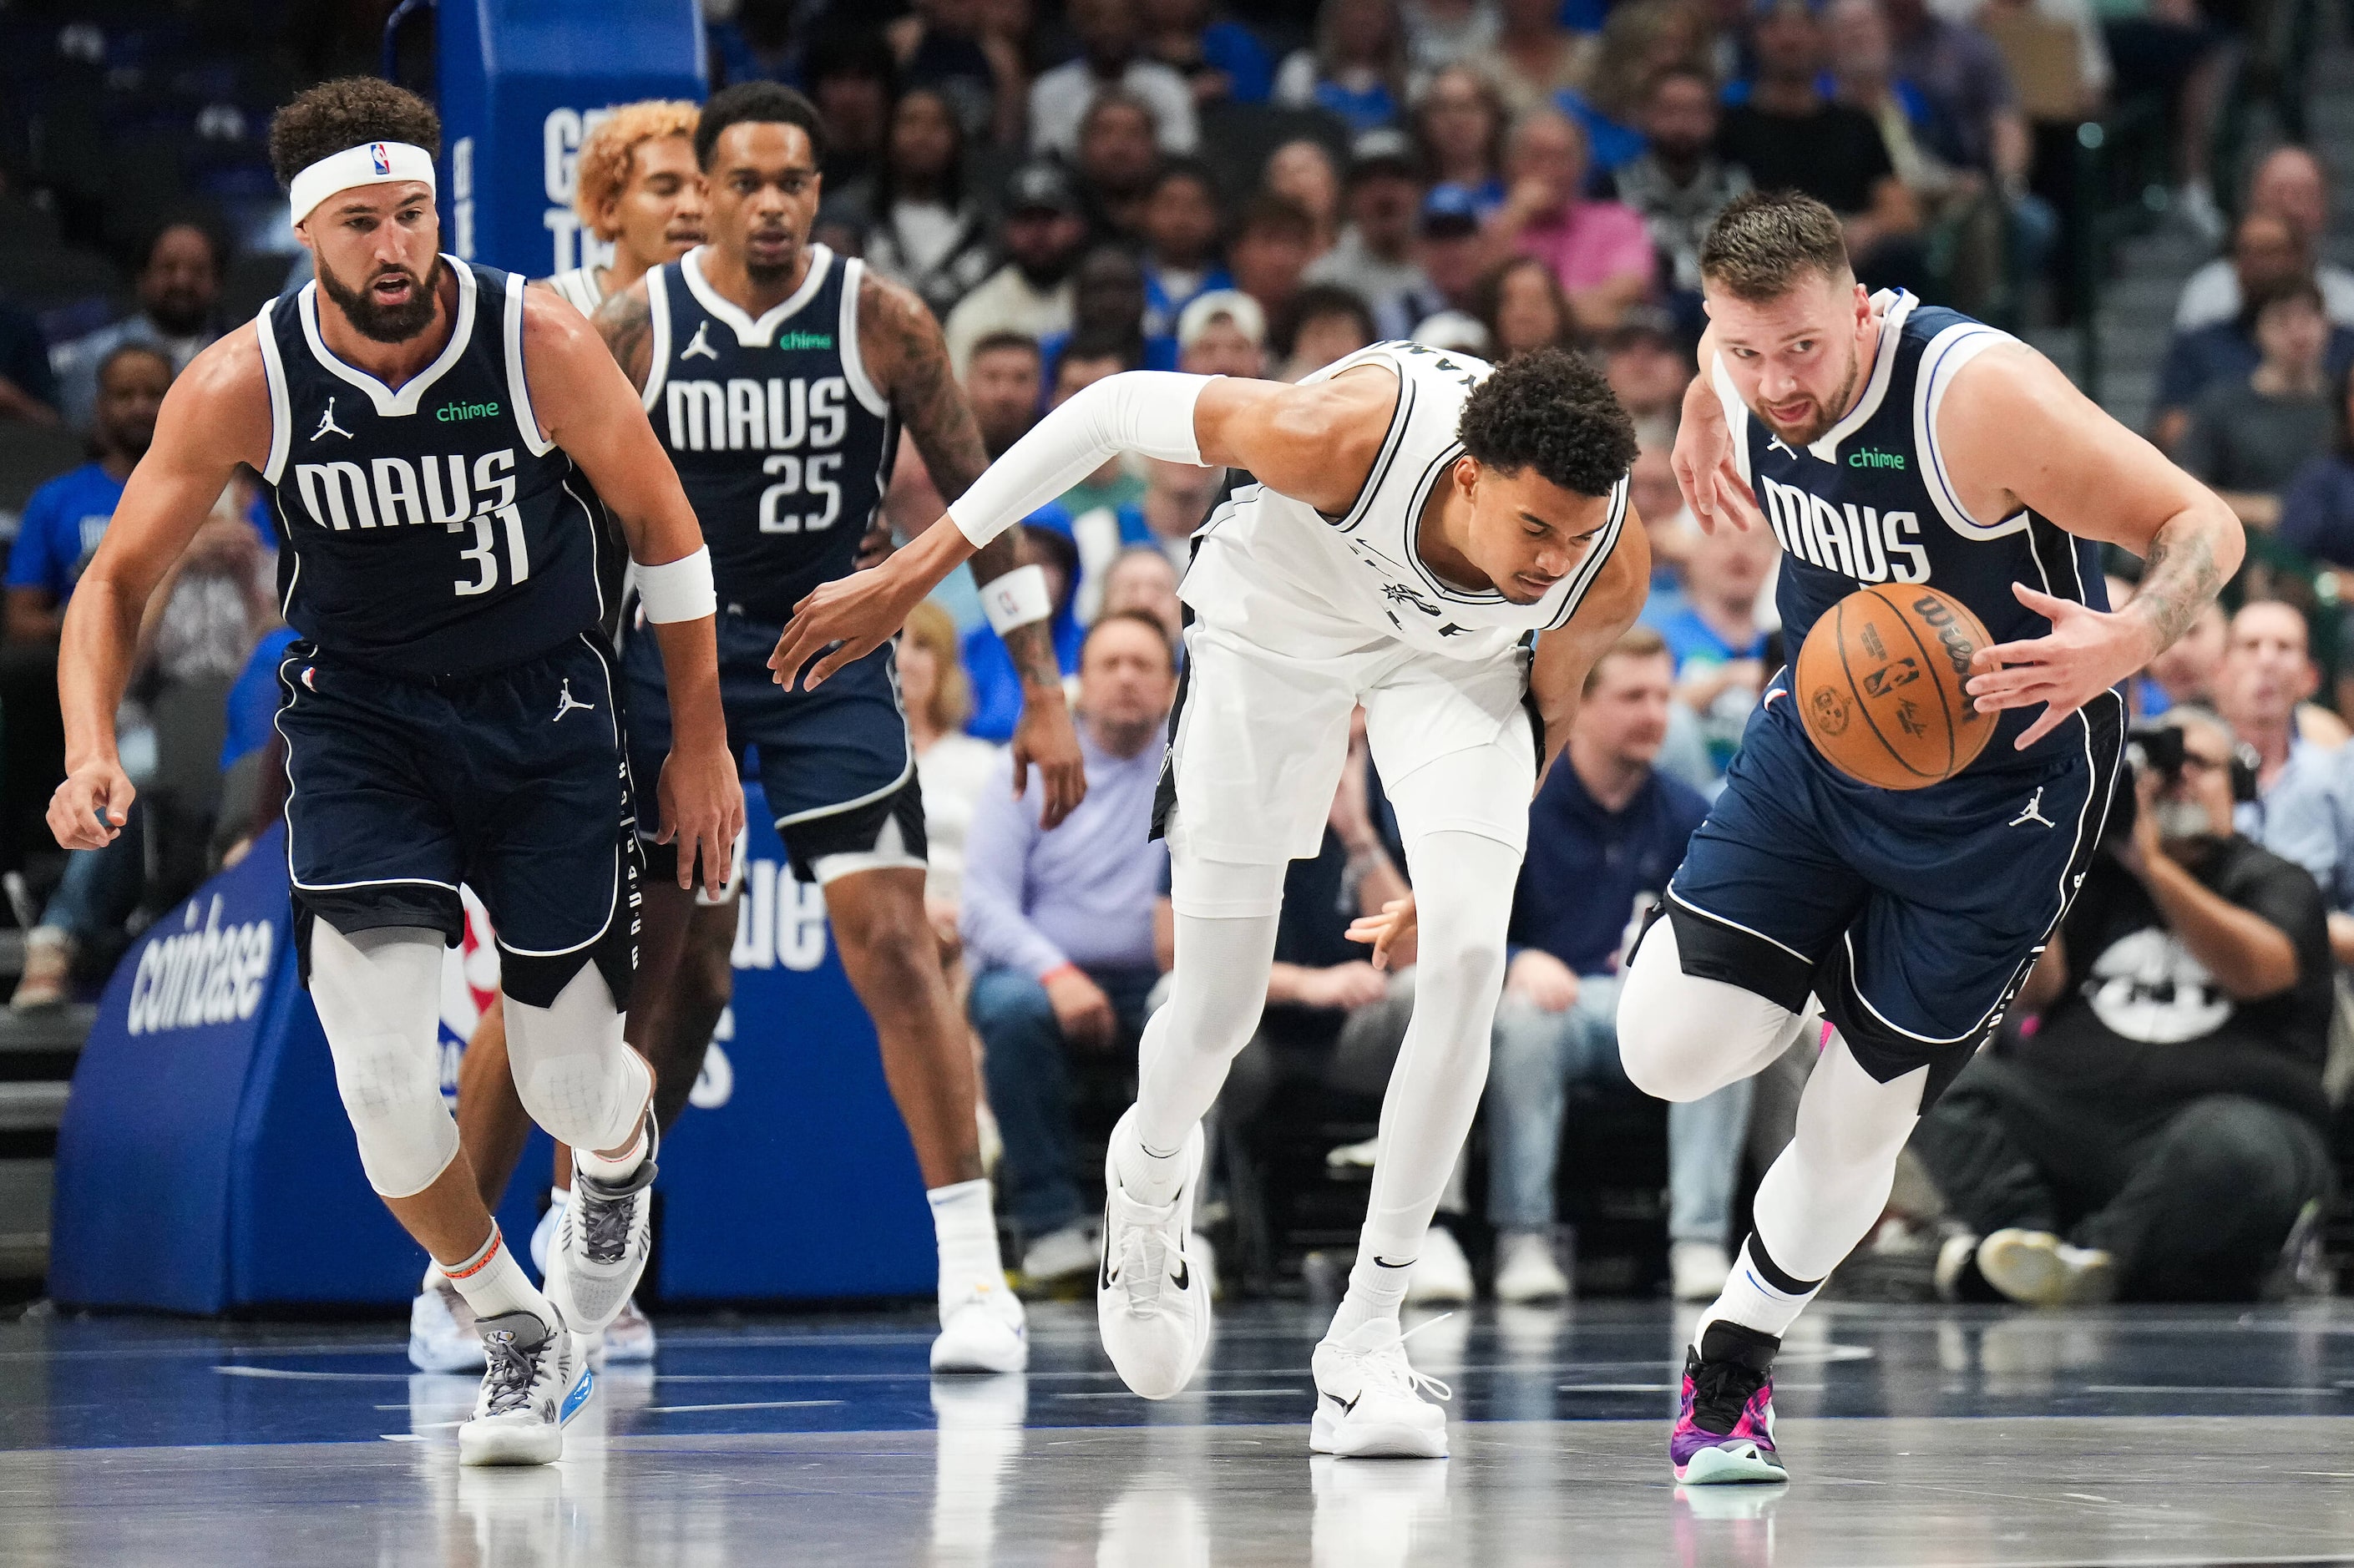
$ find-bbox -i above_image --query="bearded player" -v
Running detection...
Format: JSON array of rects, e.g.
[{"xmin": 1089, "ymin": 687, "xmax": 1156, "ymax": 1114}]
[
  {"xmin": 779, "ymin": 337, "xmax": 1648, "ymax": 1456},
  {"xmin": 48, "ymin": 79, "xmax": 744, "ymax": 1464},
  {"xmin": 1607, "ymin": 192, "xmax": 2240, "ymax": 1484}
]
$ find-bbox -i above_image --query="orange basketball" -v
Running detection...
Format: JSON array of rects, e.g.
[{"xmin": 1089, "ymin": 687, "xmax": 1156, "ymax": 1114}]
[{"xmin": 1794, "ymin": 584, "xmax": 1997, "ymax": 790}]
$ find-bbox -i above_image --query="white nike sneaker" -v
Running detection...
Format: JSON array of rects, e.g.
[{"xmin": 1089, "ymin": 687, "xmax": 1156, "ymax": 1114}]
[
  {"xmin": 458, "ymin": 1308, "xmax": 594, "ymax": 1466},
  {"xmin": 546, "ymin": 1118, "xmax": 658, "ymax": 1335},
  {"xmin": 600, "ymin": 1297, "xmax": 657, "ymax": 1364},
  {"xmin": 1096, "ymin": 1109, "xmax": 1211, "ymax": 1400},
  {"xmin": 1311, "ymin": 1316, "xmax": 1452, "ymax": 1459},
  {"xmin": 933, "ymin": 1276, "xmax": 1030, "ymax": 1373},
  {"xmin": 529, "ymin": 1191, "xmax": 564, "ymax": 1276},
  {"xmin": 409, "ymin": 1276, "xmax": 486, "ymax": 1373},
  {"xmin": 1493, "ymin": 1230, "xmax": 1571, "ymax": 1304},
  {"xmin": 1973, "ymin": 1228, "xmax": 2116, "ymax": 1307},
  {"xmin": 1403, "ymin": 1226, "xmax": 1476, "ymax": 1305}
]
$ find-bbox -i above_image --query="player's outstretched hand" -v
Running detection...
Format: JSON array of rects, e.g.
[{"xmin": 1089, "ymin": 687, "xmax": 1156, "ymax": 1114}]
[
  {"xmin": 1013, "ymin": 687, "xmax": 1088, "ymax": 829},
  {"xmin": 1346, "ymin": 895, "xmax": 1418, "ymax": 971},
  {"xmin": 772, "ymin": 565, "xmax": 928, "ymax": 692},
  {"xmin": 1671, "ymin": 376, "xmax": 1764, "ymax": 535},
  {"xmin": 1966, "ymin": 582, "xmax": 2157, "ymax": 751},
  {"xmin": 48, "ymin": 759, "xmax": 134, "ymax": 852},
  {"xmin": 656, "ymin": 746, "xmax": 747, "ymax": 898}
]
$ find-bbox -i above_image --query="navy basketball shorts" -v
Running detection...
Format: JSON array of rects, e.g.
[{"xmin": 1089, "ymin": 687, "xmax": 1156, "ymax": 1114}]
[
  {"xmin": 274, "ymin": 633, "xmax": 641, "ymax": 1009},
  {"xmin": 1663, "ymin": 675, "xmax": 2124, "ymax": 1104},
  {"xmin": 621, "ymin": 608, "xmax": 924, "ymax": 885}
]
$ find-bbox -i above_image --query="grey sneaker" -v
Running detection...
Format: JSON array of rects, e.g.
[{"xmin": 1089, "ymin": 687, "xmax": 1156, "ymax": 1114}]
[
  {"xmin": 547, "ymin": 1116, "xmax": 658, "ymax": 1334},
  {"xmin": 458, "ymin": 1308, "xmax": 592, "ymax": 1466}
]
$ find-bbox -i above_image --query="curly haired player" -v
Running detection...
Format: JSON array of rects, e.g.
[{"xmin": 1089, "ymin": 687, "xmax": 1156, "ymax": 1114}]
[{"xmin": 772, "ymin": 340, "xmax": 1651, "ymax": 1457}]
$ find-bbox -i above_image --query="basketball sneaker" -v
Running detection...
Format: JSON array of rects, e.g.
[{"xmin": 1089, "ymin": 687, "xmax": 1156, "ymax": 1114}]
[
  {"xmin": 932, "ymin": 1276, "xmax": 1029, "ymax": 1373},
  {"xmin": 1096, "ymin": 1109, "xmax": 1211, "ymax": 1399},
  {"xmin": 1402, "ymin": 1225, "xmax": 1476, "ymax": 1305},
  {"xmin": 1972, "ymin": 1228, "xmax": 2116, "ymax": 1307},
  {"xmin": 409, "ymin": 1270, "xmax": 486, "ymax": 1373},
  {"xmin": 458, "ymin": 1308, "xmax": 593, "ymax": 1467},
  {"xmin": 1310, "ymin": 1315, "xmax": 1451, "ymax": 1458},
  {"xmin": 600, "ymin": 1296, "xmax": 658, "ymax": 1364},
  {"xmin": 546, "ymin": 1117, "xmax": 658, "ymax": 1335},
  {"xmin": 1671, "ymin": 1322, "xmax": 1788, "ymax": 1485}
]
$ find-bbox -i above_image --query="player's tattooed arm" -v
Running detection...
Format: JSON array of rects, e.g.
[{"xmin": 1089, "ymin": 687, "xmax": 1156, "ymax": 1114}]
[
  {"xmin": 590, "ymin": 281, "xmax": 657, "ymax": 395},
  {"xmin": 856, "ymin": 269, "xmax": 1087, "ymax": 825},
  {"xmin": 1946, "ymin": 341, "xmax": 2244, "ymax": 749}
]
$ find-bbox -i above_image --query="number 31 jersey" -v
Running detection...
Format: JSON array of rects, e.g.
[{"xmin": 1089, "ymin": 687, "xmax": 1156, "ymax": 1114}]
[
  {"xmin": 257, "ymin": 258, "xmax": 607, "ymax": 679},
  {"xmin": 642, "ymin": 244, "xmax": 898, "ymax": 623}
]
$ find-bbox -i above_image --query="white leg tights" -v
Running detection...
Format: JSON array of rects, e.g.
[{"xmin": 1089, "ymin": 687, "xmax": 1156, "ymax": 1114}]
[
  {"xmin": 503, "ymin": 964, "xmax": 652, "ymax": 1162},
  {"xmin": 309, "ymin": 923, "xmax": 460, "ymax": 1199}
]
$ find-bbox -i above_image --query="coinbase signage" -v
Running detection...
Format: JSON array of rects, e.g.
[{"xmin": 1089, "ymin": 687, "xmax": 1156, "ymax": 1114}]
[{"xmin": 435, "ymin": 0, "xmax": 706, "ymax": 276}]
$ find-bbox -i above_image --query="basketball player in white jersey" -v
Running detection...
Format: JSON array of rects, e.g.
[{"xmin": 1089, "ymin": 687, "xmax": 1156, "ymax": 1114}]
[
  {"xmin": 544, "ymin": 100, "xmax": 706, "ymax": 316},
  {"xmin": 778, "ymin": 342, "xmax": 1651, "ymax": 1457}
]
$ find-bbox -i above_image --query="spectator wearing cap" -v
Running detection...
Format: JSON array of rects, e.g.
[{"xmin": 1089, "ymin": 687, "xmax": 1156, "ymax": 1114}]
[
  {"xmin": 1405, "ymin": 186, "xmax": 1491, "ymax": 339},
  {"xmin": 1140, "ymin": 160, "xmax": 1234, "ymax": 338},
  {"xmin": 964, "ymin": 331, "xmax": 1044, "ymax": 459},
  {"xmin": 1141, "ymin": 0, "xmax": 1277, "ymax": 106},
  {"xmin": 1275, "ymin": 0, "xmax": 1412, "ymax": 134},
  {"xmin": 2177, "ymin": 148, "xmax": 2354, "ymax": 331},
  {"xmin": 1486, "ymin": 107, "xmax": 1655, "ymax": 334},
  {"xmin": 1264, "ymin": 140, "xmax": 1345, "ymax": 260},
  {"xmin": 1602, "ymin": 306, "xmax": 1695, "ymax": 432},
  {"xmin": 1608, "ymin": 66, "xmax": 1753, "ymax": 306},
  {"xmin": 1304, "ymin": 129, "xmax": 1433, "ymax": 341},
  {"xmin": 50, "ymin": 220, "xmax": 227, "ymax": 434},
  {"xmin": 1038, "ymin": 246, "xmax": 1179, "ymax": 394},
  {"xmin": 1177, "ymin": 289, "xmax": 1270, "ymax": 378},
  {"xmin": 964, "ymin": 612, "xmax": 1178, "ymax": 1282},
  {"xmin": 944, "ymin": 161, "xmax": 1089, "ymax": 376},
  {"xmin": 1475, "ymin": 255, "xmax": 1578, "ymax": 360},
  {"xmin": 1228, "ymin": 195, "xmax": 1320, "ymax": 324},
  {"xmin": 1720, "ymin": 0, "xmax": 1926, "ymax": 294},
  {"xmin": 1415, "ymin": 66, "xmax": 1510, "ymax": 224},
  {"xmin": 964, "ymin": 516, "xmax": 1088, "ymax": 745},
  {"xmin": 857, "ymin": 85, "xmax": 996, "ymax": 320},
  {"xmin": 1030, "ymin": 0, "xmax": 1199, "ymax": 158},
  {"xmin": 1074, "ymin": 91, "xmax": 1166, "ymax": 240},
  {"xmin": 1280, "ymin": 284, "xmax": 1378, "ymax": 379}
]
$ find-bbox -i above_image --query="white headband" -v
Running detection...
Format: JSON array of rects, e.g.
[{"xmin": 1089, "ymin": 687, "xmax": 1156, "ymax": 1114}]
[{"xmin": 289, "ymin": 140, "xmax": 437, "ymax": 226}]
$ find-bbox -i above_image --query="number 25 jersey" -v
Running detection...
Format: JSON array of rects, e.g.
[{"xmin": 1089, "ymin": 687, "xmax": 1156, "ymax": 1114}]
[
  {"xmin": 256, "ymin": 258, "xmax": 607, "ymax": 679},
  {"xmin": 641, "ymin": 244, "xmax": 898, "ymax": 623}
]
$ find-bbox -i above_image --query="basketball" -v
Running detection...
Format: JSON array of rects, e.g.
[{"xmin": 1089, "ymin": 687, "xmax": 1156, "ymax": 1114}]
[{"xmin": 1795, "ymin": 584, "xmax": 1997, "ymax": 790}]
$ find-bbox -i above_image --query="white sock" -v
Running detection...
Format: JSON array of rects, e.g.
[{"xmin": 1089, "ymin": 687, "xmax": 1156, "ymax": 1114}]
[
  {"xmin": 1694, "ymin": 1236, "xmax": 1820, "ymax": 1352},
  {"xmin": 1329, "ymin": 1240, "xmax": 1413, "ymax": 1343},
  {"xmin": 443, "ymin": 1223, "xmax": 554, "ymax": 1327},
  {"xmin": 422, "ymin": 1259, "xmax": 446, "ymax": 1292},
  {"xmin": 575, "ymin": 1119, "xmax": 648, "ymax": 1185},
  {"xmin": 1112, "ymin": 1123, "xmax": 1191, "ymax": 1210},
  {"xmin": 929, "ymin": 1178, "xmax": 1007, "ymax": 1300}
]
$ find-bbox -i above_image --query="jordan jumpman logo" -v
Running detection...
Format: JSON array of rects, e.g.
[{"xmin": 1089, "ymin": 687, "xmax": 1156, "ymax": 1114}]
[
  {"xmin": 312, "ymin": 396, "xmax": 352, "ymax": 441},
  {"xmin": 552, "ymin": 679, "xmax": 596, "ymax": 723},
  {"xmin": 2008, "ymin": 787, "xmax": 2056, "ymax": 828},
  {"xmin": 681, "ymin": 320, "xmax": 719, "ymax": 362}
]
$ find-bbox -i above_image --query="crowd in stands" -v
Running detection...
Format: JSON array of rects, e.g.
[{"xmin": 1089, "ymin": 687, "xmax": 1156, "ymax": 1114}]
[{"xmin": 2, "ymin": 0, "xmax": 2348, "ymax": 1306}]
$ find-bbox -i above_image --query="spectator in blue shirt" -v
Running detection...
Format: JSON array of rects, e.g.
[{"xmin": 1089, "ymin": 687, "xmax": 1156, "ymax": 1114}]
[
  {"xmin": 964, "ymin": 612, "xmax": 1177, "ymax": 1281},
  {"xmin": 2153, "ymin": 213, "xmax": 2354, "ymax": 455},
  {"xmin": 5, "ymin": 345, "xmax": 175, "ymax": 645},
  {"xmin": 1645, "ymin": 509, "xmax": 1779, "ymax": 779},
  {"xmin": 1486, "ymin": 628, "xmax": 1754, "ymax": 1302},
  {"xmin": 1143, "ymin": 0, "xmax": 1276, "ymax": 104},
  {"xmin": 1139, "ymin": 160, "xmax": 1235, "ymax": 338},
  {"xmin": 962, "ymin": 517, "xmax": 1086, "ymax": 743},
  {"xmin": 1274, "ymin": 0, "xmax": 1410, "ymax": 134}
]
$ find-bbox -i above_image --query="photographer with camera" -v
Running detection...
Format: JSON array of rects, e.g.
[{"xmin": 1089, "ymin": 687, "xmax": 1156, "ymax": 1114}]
[{"xmin": 1914, "ymin": 708, "xmax": 2335, "ymax": 1306}]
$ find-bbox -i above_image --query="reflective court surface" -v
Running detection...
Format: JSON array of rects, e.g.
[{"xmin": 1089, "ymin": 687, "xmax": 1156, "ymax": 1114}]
[{"xmin": 5, "ymin": 1298, "xmax": 2354, "ymax": 1565}]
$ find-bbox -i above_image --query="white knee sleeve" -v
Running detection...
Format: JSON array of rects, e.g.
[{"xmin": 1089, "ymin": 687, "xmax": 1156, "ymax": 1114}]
[
  {"xmin": 1617, "ymin": 916, "xmax": 1815, "ymax": 1104},
  {"xmin": 310, "ymin": 923, "xmax": 460, "ymax": 1199},
  {"xmin": 504, "ymin": 963, "xmax": 651, "ymax": 1154},
  {"xmin": 1167, "ymin": 852, "xmax": 1289, "ymax": 919}
]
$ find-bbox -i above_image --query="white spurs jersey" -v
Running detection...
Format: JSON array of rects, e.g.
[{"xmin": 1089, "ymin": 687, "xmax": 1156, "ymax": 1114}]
[
  {"xmin": 1179, "ymin": 341, "xmax": 1629, "ymax": 664},
  {"xmin": 543, "ymin": 266, "xmax": 605, "ymax": 316}
]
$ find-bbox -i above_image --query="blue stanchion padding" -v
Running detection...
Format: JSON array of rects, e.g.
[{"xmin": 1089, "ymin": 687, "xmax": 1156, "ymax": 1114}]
[
  {"xmin": 437, "ymin": 0, "xmax": 707, "ymax": 278},
  {"xmin": 51, "ymin": 787, "xmax": 934, "ymax": 1311}
]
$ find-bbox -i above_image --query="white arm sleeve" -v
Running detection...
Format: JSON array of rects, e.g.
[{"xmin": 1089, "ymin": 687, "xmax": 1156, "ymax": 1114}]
[{"xmin": 949, "ymin": 371, "xmax": 1211, "ymax": 549}]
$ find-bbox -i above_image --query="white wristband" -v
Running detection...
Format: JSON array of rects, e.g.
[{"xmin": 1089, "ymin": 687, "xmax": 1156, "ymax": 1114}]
[
  {"xmin": 980, "ymin": 564, "xmax": 1052, "ymax": 635},
  {"xmin": 635, "ymin": 545, "xmax": 716, "ymax": 624}
]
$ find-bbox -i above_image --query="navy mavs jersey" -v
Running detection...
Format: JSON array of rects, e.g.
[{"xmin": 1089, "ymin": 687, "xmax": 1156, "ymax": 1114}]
[
  {"xmin": 257, "ymin": 258, "xmax": 638, "ymax": 1007},
  {"xmin": 1719, "ymin": 290, "xmax": 2110, "ymax": 771},
  {"xmin": 625, "ymin": 243, "xmax": 922, "ymax": 880},
  {"xmin": 1661, "ymin": 291, "xmax": 2124, "ymax": 1100},
  {"xmin": 258, "ymin": 259, "xmax": 607, "ymax": 679},
  {"xmin": 641, "ymin": 244, "xmax": 897, "ymax": 620}
]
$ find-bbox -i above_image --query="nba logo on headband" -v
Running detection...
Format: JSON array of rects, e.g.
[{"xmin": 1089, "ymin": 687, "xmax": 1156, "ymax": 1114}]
[{"xmin": 369, "ymin": 143, "xmax": 391, "ymax": 176}]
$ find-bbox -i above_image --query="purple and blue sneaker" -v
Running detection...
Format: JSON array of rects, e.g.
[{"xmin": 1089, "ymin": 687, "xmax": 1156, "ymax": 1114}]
[{"xmin": 1670, "ymin": 1323, "xmax": 1788, "ymax": 1485}]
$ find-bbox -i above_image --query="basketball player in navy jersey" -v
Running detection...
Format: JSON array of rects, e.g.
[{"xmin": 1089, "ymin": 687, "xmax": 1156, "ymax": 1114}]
[
  {"xmin": 569, "ymin": 83, "xmax": 1082, "ymax": 1374},
  {"xmin": 1617, "ymin": 192, "xmax": 2243, "ymax": 1484},
  {"xmin": 46, "ymin": 79, "xmax": 744, "ymax": 1466}
]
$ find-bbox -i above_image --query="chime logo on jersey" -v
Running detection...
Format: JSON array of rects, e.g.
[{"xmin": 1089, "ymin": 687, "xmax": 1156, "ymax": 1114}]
[{"xmin": 1756, "ymin": 476, "xmax": 1931, "ymax": 584}]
